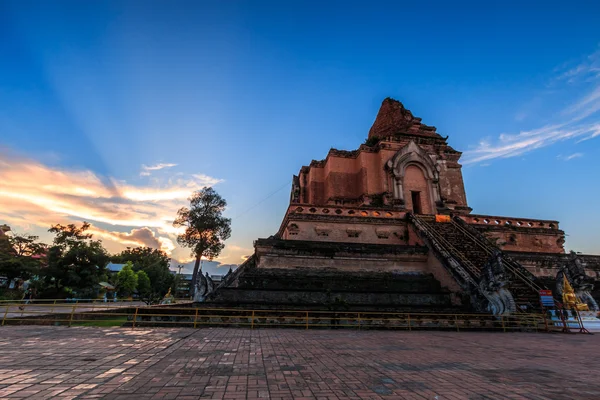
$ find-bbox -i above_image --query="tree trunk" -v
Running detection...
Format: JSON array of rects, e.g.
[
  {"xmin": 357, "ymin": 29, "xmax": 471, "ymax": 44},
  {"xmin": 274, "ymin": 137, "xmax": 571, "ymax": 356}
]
[{"xmin": 190, "ymin": 255, "xmax": 201, "ymax": 298}]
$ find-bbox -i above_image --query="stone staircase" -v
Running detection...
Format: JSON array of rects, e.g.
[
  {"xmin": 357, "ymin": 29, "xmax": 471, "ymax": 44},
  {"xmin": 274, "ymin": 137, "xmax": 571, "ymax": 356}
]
[
  {"xmin": 209, "ymin": 266, "xmax": 461, "ymax": 312},
  {"xmin": 408, "ymin": 213, "xmax": 546, "ymax": 314}
]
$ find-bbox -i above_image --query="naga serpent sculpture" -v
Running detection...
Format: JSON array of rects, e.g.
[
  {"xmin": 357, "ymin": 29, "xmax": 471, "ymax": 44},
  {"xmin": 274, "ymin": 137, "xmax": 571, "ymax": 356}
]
[{"xmin": 555, "ymin": 252, "xmax": 598, "ymax": 311}]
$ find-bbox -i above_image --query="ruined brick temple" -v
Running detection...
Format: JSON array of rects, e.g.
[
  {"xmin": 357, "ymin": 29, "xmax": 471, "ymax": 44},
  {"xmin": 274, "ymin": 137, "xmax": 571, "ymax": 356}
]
[{"xmin": 212, "ymin": 98, "xmax": 600, "ymax": 314}]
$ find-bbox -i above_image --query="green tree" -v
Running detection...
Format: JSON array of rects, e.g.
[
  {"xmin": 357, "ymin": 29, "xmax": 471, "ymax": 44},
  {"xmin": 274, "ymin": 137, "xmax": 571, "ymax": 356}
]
[
  {"xmin": 44, "ymin": 222, "xmax": 109, "ymax": 297},
  {"xmin": 173, "ymin": 187, "xmax": 231, "ymax": 296},
  {"xmin": 112, "ymin": 247, "xmax": 174, "ymax": 302},
  {"xmin": 136, "ymin": 270, "xmax": 152, "ymax": 303},
  {"xmin": 112, "ymin": 247, "xmax": 170, "ymax": 271},
  {"xmin": 0, "ymin": 233, "xmax": 46, "ymax": 283},
  {"xmin": 116, "ymin": 261, "xmax": 137, "ymax": 297}
]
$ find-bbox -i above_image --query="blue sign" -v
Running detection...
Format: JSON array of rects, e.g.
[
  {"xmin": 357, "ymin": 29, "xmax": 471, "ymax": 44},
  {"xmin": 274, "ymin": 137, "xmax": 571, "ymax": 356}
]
[{"xmin": 540, "ymin": 295, "xmax": 555, "ymax": 307}]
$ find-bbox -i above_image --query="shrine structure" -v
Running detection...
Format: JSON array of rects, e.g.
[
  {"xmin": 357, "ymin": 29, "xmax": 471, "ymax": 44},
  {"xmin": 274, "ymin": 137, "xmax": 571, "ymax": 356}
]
[{"xmin": 212, "ymin": 98, "xmax": 600, "ymax": 315}]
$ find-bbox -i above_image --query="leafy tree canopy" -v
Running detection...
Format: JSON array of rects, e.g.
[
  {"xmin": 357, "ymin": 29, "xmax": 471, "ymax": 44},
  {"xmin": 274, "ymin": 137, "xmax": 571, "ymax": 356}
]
[
  {"xmin": 136, "ymin": 270, "xmax": 153, "ymax": 304},
  {"xmin": 44, "ymin": 222, "xmax": 109, "ymax": 296},
  {"xmin": 116, "ymin": 261, "xmax": 137, "ymax": 297},
  {"xmin": 112, "ymin": 246, "xmax": 173, "ymax": 301},
  {"xmin": 0, "ymin": 233, "xmax": 46, "ymax": 282},
  {"xmin": 173, "ymin": 187, "xmax": 231, "ymax": 294},
  {"xmin": 112, "ymin": 247, "xmax": 170, "ymax": 271}
]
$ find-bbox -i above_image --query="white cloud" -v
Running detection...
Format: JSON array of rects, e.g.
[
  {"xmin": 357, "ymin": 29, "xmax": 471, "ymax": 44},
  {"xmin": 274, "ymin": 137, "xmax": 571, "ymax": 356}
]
[
  {"xmin": 563, "ymin": 86, "xmax": 600, "ymax": 122},
  {"xmin": 558, "ymin": 153, "xmax": 584, "ymax": 161},
  {"xmin": 462, "ymin": 123, "xmax": 595, "ymax": 164},
  {"xmin": 192, "ymin": 173, "xmax": 224, "ymax": 186},
  {"xmin": 142, "ymin": 163, "xmax": 178, "ymax": 171},
  {"xmin": 140, "ymin": 163, "xmax": 178, "ymax": 177},
  {"xmin": 555, "ymin": 48, "xmax": 600, "ymax": 84},
  {"xmin": 463, "ymin": 47, "xmax": 600, "ymax": 165}
]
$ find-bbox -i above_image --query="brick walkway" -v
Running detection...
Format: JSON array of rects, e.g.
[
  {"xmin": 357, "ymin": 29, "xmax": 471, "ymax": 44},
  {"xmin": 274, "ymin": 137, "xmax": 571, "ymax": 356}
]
[{"xmin": 0, "ymin": 327, "xmax": 599, "ymax": 399}]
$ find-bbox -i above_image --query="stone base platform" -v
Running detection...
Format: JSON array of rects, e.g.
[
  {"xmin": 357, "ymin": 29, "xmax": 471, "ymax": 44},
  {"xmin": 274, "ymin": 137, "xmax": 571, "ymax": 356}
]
[
  {"xmin": 212, "ymin": 238, "xmax": 468, "ymax": 312},
  {"xmin": 211, "ymin": 266, "xmax": 466, "ymax": 312}
]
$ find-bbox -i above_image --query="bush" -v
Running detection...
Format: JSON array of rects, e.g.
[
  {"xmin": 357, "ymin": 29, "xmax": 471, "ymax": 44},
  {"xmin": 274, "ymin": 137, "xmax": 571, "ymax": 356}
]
[
  {"xmin": 0, "ymin": 289, "xmax": 24, "ymax": 301},
  {"xmin": 364, "ymin": 137, "xmax": 381, "ymax": 147}
]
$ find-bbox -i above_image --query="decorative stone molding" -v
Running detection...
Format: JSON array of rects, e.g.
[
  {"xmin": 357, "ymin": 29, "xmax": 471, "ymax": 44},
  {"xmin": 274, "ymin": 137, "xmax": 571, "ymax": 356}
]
[
  {"xmin": 375, "ymin": 228, "xmax": 391, "ymax": 239},
  {"xmin": 386, "ymin": 140, "xmax": 443, "ymax": 211},
  {"xmin": 314, "ymin": 226, "xmax": 331, "ymax": 237},
  {"xmin": 287, "ymin": 223, "xmax": 300, "ymax": 236},
  {"xmin": 346, "ymin": 228, "xmax": 362, "ymax": 238},
  {"xmin": 461, "ymin": 214, "xmax": 560, "ymax": 230}
]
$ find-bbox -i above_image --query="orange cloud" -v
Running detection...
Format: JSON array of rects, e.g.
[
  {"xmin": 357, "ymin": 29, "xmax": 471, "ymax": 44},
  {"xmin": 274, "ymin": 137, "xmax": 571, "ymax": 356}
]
[
  {"xmin": 0, "ymin": 151, "xmax": 221, "ymax": 257},
  {"xmin": 88, "ymin": 226, "xmax": 175, "ymax": 253}
]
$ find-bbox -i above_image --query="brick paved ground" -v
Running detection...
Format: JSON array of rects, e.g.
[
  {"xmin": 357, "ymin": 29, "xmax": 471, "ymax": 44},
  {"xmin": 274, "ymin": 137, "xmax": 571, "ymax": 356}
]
[{"xmin": 0, "ymin": 327, "xmax": 599, "ymax": 399}]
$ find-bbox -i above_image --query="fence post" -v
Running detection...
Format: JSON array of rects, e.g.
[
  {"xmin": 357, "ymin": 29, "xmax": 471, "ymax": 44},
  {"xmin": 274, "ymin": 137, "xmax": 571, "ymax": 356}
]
[
  {"xmin": 193, "ymin": 308, "xmax": 199, "ymax": 329},
  {"xmin": 454, "ymin": 315, "xmax": 459, "ymax": 332},
  {"xmin": 1, "ymin": 305, "xmax": 9, "ymax": 326},
  {"xmin": 251, "ymin": 310, "xmax": 255, "ymax": 330},
  {"xmin": 501, "ymin": 316, "xmax": 506, "ymax": 333},
  {"xmin": 305, "ymin": 311, "xmax": 309, "ymax": 330},
  {"xmin": 407, "ymin": 314, "xmax": 411, "ymax": 331},
  {"xmin": 542, "ymin": 312, "xmax": 549, "ymax": 333},
  {"xmin": 358, "ymin": 313, "xmax": 361, "ymax": 330},
  {"xmin": 132, "ymin": 307, "xmax": 139, "ymax": 329},
  {"xmin": 68, "ymin": 305, "xmax": 76, "ymax": 327}
]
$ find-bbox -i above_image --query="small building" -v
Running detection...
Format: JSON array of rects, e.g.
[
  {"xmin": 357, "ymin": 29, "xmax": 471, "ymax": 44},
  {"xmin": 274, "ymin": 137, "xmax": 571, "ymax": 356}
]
[{"xmin": 106, "ymin": 263, "xmax": 126, "ymax": 274}]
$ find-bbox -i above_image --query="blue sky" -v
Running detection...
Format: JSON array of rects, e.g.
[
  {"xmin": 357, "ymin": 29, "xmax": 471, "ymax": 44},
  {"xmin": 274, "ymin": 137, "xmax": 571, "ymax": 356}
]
[{"xmin": 1, "ymin": 1, "xmax": 600, "ymax": 274}]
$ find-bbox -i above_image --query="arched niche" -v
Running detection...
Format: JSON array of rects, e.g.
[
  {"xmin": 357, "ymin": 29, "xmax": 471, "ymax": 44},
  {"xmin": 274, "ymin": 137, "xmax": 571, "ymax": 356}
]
[{"xmin": 386, "ymin": 141, "xmax": 442, "ymax": 214}]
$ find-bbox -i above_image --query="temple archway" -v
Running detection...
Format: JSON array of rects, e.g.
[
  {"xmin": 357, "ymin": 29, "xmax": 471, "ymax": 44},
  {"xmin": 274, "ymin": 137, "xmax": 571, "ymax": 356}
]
[
  {"xmin": 386, "ymin": 141, "xmax": 442, "ymax": 214},
  {"xmin": 403, "ymin": 164, "xmax": 432, "ymax": 214}
]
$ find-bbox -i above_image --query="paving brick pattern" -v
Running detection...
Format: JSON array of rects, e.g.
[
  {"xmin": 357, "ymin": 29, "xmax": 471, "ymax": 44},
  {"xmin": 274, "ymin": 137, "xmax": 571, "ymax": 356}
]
[{"xmin": 0, "ymin": 326, "xmax": 599, "ymax": 399}]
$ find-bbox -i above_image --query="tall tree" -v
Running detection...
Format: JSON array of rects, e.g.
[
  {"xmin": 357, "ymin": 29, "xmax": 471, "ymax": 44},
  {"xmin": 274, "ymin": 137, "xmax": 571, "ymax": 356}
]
[
  {"xmin": 44, "ymin": 222, "xmax": 109, "ymax": 297},
  {"xmin": 173, "ymin": 187, "xmax": 231, "ymax": 296}
]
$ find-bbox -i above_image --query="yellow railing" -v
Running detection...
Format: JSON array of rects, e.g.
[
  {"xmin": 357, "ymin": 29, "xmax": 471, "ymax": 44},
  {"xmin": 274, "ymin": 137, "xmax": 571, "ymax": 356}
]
[
  {"xmin": 0, "ymin": 302, "xmax": 558, "ymax": 332},
  {"xmin": 0, "ymin": 298, "xmax": 191, "ymax": 305}
]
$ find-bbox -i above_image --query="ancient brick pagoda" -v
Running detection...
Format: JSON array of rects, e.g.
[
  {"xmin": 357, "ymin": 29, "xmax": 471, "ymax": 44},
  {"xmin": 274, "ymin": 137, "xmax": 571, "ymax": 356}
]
[{"xmin": 213, "ymin": 98, "xmax": 600, "ymax": 314}]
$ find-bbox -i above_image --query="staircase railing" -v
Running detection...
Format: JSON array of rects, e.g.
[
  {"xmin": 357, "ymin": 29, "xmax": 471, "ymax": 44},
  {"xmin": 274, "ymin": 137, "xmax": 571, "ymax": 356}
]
[
  {"xmin": 451, "ymin": 216, "xmax": 546, "ymax": 294},
  {"xmin": 409, "ymin": 214, "xmax": 481, "ymax": 280},
  {"xmin": 215, "ymin": 254, "xmax": 255, "ymax": 291},
  {"xmin": 407, "ymin": 214, "xmax": 506, "ymax": 312}
]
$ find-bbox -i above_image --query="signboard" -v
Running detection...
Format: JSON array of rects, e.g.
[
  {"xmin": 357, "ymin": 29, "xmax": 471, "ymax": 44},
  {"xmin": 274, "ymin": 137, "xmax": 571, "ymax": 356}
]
[{"xmin": 539, "ymin": 290, "xmax": 555, "ymax": 307}]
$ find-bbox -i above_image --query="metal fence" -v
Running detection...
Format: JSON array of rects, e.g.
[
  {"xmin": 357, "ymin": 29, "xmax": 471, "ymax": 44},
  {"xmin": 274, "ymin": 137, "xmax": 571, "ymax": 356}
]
[
  {"xmin": 0, "ymin": 301, "xmax": 558, "ymax": 332},
  {"xmin": 0, "ymin": 298, "xmax": 190, "ymax": 304}
]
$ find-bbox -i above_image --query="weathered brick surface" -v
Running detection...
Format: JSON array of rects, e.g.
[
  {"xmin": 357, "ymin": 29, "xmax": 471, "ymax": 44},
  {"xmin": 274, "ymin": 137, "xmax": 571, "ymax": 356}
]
[
  {"xmin": 295, "ymin": 99, "xmax": 471, "ymax": 218},
  {"xmin": 368, "ymin": 97, "xmax": 442, "ymax": 139},
  {"xmin": 1, "ymin": 326, "xmax": 599, "ymax": 399},
  {"xmin": 403, "ymin": 165, "xmax": 433, "ymax": 214}
]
